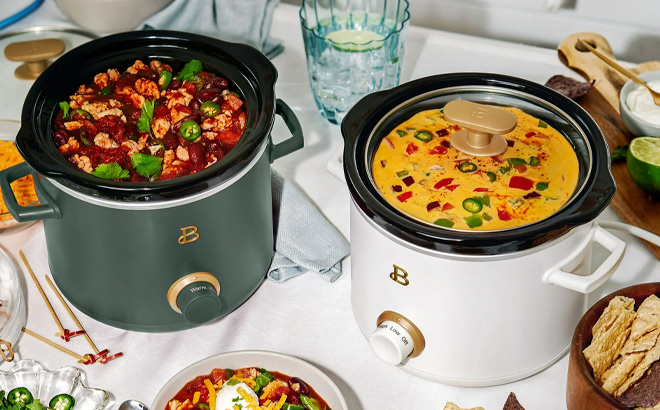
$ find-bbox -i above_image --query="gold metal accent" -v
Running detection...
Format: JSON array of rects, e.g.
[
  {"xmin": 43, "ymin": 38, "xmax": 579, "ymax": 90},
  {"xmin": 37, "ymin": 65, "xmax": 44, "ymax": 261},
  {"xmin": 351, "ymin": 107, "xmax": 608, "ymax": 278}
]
[
  {"xmin": 4, "ymin": 38, "xmax": 65, "ymax": 80},
  {"xmin": 178, "ymin": 225, "xmax": 200, "ymax": 244},
  {"xmin": 444, "ymin": 100, "xmax": 517, "ymax": 156},
  {"xmin": 167, "ymin": 272, "xmax": 220, "ymax": 314},
  {"xmin": 376, "ymin": 311, "xmax": 426, "ymax": 358},
  {"xmin": 389, "ymin": 264, "xmax": 410, "ymax": 286},
  {"xmin": 0, "ymin": 339, "xmax": 14, "ymax": 362}
]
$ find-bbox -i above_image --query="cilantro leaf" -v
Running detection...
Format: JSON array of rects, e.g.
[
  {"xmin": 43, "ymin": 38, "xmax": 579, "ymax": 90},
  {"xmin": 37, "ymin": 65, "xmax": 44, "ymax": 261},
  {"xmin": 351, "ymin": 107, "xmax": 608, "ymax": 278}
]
[
  {"xmin": 175, "ymin": 60, "xmax": 203, "ymax": 82},
  {"xmin": 59, "ymin": 101, "xmax": 70, "ymax": 119},
  {"xmin": 131, "ymin": 153, "xmax": 163, "ymax": 179},
  {"xmin": 91, "ymin": 163, "xmax": 130, "ymax": 180},
  {"xmin": 137, "ymin": 100, "xmax": 155, "ymax": 134},
  {"xmin": 611, "ymin": 145, "xmax": 629, "ymax": 163},
  {"xmin": 26, "ymin": 399, "xmax": 45, "ymax": 410}
]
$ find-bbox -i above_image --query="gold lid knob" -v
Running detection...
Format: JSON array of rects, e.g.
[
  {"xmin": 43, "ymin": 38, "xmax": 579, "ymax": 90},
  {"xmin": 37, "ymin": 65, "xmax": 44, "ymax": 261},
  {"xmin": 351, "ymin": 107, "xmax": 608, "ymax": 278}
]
[
  {"xmin": 4, "ymin": 38, "xmax": 65, "ymax": 80},
  {"xmin": 444, "ymin": 100, "xmax": 517, "ymax": 156}
]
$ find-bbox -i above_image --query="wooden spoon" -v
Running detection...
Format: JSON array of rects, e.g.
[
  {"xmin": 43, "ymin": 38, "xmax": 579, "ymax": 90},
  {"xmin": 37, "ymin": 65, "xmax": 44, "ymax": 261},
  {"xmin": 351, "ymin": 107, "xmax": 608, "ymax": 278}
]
[{"xmin": 578, "ymin": 38, "xmax": 660, "ymax": 106}]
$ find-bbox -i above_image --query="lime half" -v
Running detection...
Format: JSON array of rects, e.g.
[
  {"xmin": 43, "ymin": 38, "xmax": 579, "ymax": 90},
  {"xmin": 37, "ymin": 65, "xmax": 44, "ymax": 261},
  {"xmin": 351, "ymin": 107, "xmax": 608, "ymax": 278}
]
[
  {"xmin": 325, "ymin": 29, "xmax": 385, "ymax": 52},
  {"xmin": 627, "ymin": 136, "xmax": 660, "ymax": 194}
]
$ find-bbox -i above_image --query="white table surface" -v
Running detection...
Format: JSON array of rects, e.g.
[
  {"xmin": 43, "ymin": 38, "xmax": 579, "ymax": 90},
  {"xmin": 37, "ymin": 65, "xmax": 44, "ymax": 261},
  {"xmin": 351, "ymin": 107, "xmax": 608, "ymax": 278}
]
[{"xmin": 1, "ymin": 3, "xmax": 660, "ymax": 410}]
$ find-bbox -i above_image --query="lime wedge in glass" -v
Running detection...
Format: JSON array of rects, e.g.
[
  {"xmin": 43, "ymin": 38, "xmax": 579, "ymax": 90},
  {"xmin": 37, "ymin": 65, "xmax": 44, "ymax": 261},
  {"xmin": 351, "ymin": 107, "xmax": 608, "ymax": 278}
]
[
  {"xmin": 325, "ymin": 29, "xmax": 385, "ymax": 52},
  {"xmin": 627, "ymin": 136, "xmax": 660, "ymax": 194}
]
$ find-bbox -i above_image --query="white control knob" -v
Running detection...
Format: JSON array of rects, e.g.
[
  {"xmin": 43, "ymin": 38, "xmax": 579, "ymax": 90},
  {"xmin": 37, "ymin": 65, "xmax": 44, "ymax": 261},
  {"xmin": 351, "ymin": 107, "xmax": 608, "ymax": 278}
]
[{"xmin": 369, "ymin": 320, "xmax": 415, "ymax": 365}]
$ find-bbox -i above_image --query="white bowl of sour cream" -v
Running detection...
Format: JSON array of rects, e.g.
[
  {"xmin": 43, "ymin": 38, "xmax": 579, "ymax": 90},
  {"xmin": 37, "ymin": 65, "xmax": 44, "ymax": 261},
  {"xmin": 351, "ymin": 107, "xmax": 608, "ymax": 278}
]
[{"xmin": 620, "ymin": 71, "xmax": 660, "ymax": 137}]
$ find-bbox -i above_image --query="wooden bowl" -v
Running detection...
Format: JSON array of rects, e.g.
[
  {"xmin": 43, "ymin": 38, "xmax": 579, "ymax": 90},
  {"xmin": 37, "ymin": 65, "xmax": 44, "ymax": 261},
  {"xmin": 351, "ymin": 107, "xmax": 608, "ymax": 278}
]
[{"xmin": 567, "ymin": 282, "xmax": 660, "ymax": 410}]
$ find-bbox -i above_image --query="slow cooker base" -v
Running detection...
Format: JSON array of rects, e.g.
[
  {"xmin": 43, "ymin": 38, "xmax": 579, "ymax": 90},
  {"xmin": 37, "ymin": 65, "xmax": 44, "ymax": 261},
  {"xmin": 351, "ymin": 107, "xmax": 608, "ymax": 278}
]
[{"xmin": 399, "ymin": 343, "xmax": 569, "ymax": 387}]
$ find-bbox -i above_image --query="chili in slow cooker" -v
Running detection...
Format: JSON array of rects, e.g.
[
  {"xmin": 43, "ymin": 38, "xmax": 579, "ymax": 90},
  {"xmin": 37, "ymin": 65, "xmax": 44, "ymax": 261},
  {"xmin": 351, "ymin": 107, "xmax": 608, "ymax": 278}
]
[
  {"xmin": 167, "ymin": 367, "xmax": 330, "ymax": 410},
  {"xmin": 52, "ymin": 59, "xmax": 247, "ymax": 182}
]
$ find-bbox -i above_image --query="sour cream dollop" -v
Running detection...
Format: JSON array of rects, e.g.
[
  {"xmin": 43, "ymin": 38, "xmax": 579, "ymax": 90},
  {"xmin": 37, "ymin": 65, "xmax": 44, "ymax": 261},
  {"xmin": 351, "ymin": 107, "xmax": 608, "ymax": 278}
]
[
  {"xmin": 216, "ymin": 381, "xmax": 260, "ymax": 410},
  {"xmin": 626, "ymin": 80, "xmax": 660, "ymax": 126}
]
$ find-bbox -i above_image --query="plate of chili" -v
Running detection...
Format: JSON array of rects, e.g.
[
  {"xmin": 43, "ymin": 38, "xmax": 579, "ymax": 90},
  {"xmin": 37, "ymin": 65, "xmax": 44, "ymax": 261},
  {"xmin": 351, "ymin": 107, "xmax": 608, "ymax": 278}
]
[{"xmin": 152, "ymin": 351, "xmax": 348, "ymax": 410}]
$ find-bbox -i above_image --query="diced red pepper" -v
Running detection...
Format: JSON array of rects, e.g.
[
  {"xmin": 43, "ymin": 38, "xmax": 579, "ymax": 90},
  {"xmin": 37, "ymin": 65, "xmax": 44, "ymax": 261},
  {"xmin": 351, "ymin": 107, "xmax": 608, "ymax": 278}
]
[
  {"xmin": 427, "ymin": 201, "xmax": 440, "ymax": 211},
  {"xmin": 397, "ymin": 191, "xmax": 413, "ymax": 202},
  {"xmin": 514, "ymin": 165, "xmax": 527, "ymax": 173},
  {"xmin": 523, "ymin": 191, "xmax": 541, "ymax": 199},
  {"xmin": 402, "ymin": 176, "xmax": 415, "ymax": 186},
  {"xmin": 435, "ymin": 128, "xmax": 449, "ymax": 137},
  {"xmin": 433, "ymin": 177, "xmax": 454, "ymax": 189},
  {"xmin": 384, "ymin": 138, "xmax": 395, "ymax": 149},
  {"xmin": 498, "ymin": 209, "xmax": 512, "ymax": 221},
  {"xmin": 451, "ymin": 124, "xmax": 461, "ymax": 131},
  {"xmin": 506, "ymin": 139, "xmax": 515, "ymax": 147},
  {"xmin": 391, "ymin": 185, "xmax": 402, "ymax": 192},
  {"xmin": 429, "ymin": 145, "xmax": 448, "ymax": 155},
  {"xmin": 441, "ymin": 140, "xmax": 451, "ymax": 148},
  {"xmin": 509, "ymin": 176, "xmax": 534, "ymax": 190},
  {"xmin": 380, "ymin": 160, "xmax": 387, "ymax": 168},
  {"xmin": 473, "ymin": 187, "xmax": 491, "ymax": 192},
  {"xmin": 446, "ymin": 184, "xmax": 459, "ymax": 192},
  {"xmin": 442, "ymin": 202, "xmax": 455, "ymax": 211},
  {"xmin": 406, "ymin": 143, "xmax": 418, "ymax": 155},
  {"xmin": 525, "ymin": 131, "xmax": 536, "ymax": 138}
]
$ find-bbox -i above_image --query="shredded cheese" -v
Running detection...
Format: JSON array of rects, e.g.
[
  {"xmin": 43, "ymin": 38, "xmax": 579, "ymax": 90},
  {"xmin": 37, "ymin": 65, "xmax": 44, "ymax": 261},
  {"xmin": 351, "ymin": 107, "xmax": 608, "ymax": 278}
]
[
  {"xmin": 273, "ymin": 394, "xmax": 286, "ymax": 410},
  {"xmin": 231, "ymin": 376, "xmax": 257, "ymax": 389},
  {"xmin": 203, "ymin": 378, "xmax": 216, "ymax": 410},
  {"xmin": 236, "ymin": 386, "xmax": 260, "ymax": 409},
  {"xmin": 0, "ymin": 140, "xmax": 38, "ymax": 222},
  {"xmin": 192, "ymin": 392, "xmax": 200, "ymax": 405}
]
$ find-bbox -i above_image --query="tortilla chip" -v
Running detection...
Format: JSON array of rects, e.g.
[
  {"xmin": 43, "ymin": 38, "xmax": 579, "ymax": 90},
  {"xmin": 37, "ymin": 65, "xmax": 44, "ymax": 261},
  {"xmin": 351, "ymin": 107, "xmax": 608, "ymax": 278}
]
[
  {"xmin": 545, "ymin": 75, "xmax": 593, "ymax": 100},
  {"xmin": 502, "ymin": 392, "xmax": 526, "ymax": 410},
  {"xmin": 620, "ymin": 360, "xmax": 660, "ymax": 408},
  {"xmin": 443, "ymin": 402, "xmax": 485, "ymax": 410},
  {"xmin": 636, "ymin": 401, "xmax": 660, "ymax": 410},
  {"xmin": 601, "ymin": 351, "xmax": 646, "ymax": 394},
  {"xmin": 622, "ymin": 329, "xmax": 660, "ymax": 356},
  {"xmin": 584, "ymin": 296, "xmax": 637, "ymax": 382},
  {"xmin": 626, "ymin": 295, "xmax": 660, "ymax": 348},
  {"xmin": 617, "ymin": 336, "xmax": 660, "ymax": 396}
]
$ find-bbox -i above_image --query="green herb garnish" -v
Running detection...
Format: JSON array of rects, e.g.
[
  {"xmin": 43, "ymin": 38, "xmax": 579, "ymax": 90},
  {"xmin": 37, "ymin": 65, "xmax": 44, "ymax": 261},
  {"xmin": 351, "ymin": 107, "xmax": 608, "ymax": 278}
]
[
  {"xmin": 137, "ymin": 100, "xmax": 155, "ymax": 134},
  {"xmin": 59, "ymin": 101, "xmax": 70, "ymax": 119},
  {"xmin": 131, "ymin": 153, "xmax": 162, "ymax": 180},
  {"xmin": 91, "ymin": 163, "xmax": 130, "ymax": 180},
  {"xmin": 175, "ymin": 59, "xmax": 203, "ymax": 82},
  {"xmin": 226, "ymin": 379, "xmax": 240, "ymax": 386},
  {"xmin": 611, "ymin": 145, "xmax": 629, "ymax": 163}
]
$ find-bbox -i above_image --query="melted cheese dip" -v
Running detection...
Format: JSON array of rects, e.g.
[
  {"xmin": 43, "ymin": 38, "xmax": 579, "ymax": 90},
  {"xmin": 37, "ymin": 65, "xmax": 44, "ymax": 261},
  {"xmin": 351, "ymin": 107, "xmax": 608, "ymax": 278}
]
[{"xmin": 372, "ymin": 107, "xmax": 579, "ymax": 230}]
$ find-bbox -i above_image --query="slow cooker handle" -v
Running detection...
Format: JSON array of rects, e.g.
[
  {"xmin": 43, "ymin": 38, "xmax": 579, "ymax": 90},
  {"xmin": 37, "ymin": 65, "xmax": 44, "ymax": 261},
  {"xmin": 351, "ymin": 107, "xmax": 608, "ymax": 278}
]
[
  {"xmin": 542, "ymin": 224, "xmax": 625, "ymax": 294},
  {"xmin": 0, "ymin": 162, "xmax": 61, "ymax": 222},
  {"xmin": 269, "ymin": 99, "xmax": 304, "ymax": 162}
]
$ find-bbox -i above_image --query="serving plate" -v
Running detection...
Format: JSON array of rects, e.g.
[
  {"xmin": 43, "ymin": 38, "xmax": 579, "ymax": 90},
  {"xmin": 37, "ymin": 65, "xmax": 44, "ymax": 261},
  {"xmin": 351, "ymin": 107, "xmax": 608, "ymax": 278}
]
[
  {"xmin": 152, "ymin": 350, "xmax": 348, "ymax": 410},
  {"xmin": 0, "ymin": 359, "xmax": 109, "ymax": 410}
]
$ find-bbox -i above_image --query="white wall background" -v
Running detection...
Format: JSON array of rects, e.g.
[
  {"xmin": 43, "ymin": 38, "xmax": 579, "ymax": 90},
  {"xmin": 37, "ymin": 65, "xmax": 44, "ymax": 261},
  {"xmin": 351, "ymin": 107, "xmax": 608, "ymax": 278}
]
[{"xmin": 285, "ymin": 0, "xmax": 660, "ymax": 64}]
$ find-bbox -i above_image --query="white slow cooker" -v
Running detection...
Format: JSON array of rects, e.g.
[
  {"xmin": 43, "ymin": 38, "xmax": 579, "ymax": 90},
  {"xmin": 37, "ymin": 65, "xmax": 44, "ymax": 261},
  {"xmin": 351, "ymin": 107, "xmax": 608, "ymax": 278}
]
[{"xmin": 340, "ymin": 73, "xmax": 625, "ymax": 386}]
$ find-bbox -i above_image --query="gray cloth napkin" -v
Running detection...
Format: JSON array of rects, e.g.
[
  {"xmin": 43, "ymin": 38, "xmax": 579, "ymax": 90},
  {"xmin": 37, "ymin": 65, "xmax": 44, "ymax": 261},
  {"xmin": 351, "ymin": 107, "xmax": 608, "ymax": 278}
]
[
  {"xmin": 140, "ymin": 0, "xmax": 284, "ymax": 59},
  {"xmin": 269, "ymin": 170, "xmax": 349, "ymax": 283}
]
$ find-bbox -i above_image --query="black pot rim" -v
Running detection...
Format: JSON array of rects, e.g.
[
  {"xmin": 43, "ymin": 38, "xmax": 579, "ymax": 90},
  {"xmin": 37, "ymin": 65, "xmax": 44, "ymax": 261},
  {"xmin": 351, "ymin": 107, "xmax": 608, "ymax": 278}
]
[
  {"xmin": 341, "ymin": 73, "xmax": 616, "ymax": 255},
  {"xmin": 16, "ymin": 30, "xmax": 278, "ymax": 202}
]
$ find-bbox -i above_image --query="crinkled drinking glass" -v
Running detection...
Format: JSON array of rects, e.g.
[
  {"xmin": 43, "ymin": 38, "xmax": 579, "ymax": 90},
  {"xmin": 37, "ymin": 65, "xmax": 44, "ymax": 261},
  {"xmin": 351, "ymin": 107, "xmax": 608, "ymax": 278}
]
[{"xmin": 300, "ymin": 0, "xmax": 410, "ymax": 124}]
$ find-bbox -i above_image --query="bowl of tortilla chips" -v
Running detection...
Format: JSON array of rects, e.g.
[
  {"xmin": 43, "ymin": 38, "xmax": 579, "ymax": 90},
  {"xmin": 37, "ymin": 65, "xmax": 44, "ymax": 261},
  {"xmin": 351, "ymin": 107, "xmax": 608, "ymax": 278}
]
[{"xmin": 567, "ymin": 282, "xmax": 660, "ymax": 410}]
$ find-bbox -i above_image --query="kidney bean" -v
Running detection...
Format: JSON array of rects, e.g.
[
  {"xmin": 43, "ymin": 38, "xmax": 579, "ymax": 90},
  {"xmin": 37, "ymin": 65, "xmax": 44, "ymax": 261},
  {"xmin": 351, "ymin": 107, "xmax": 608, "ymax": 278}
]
[
  {"xmin": 288, "ymin": 394, "xmax": 301, "ymax": 405},
  {"xmin": 167, "ymin": 79, "xmax": 182, "ymax": 90},
  {"xmin": 154, "ymin": 105, "xmax": 169, "ymax": 118},
  {"xmin": 122, "ymin": 106, "xmax": 142, "ymax": 123},
  {"xmin": 205, "ymin": 139, "xmax": 222, "ymax": 153},
  {"xmin": 288, "ymin": 377, "xmax": 310, "ymax": 396},
  {"xmin": 162, "ymin": 131, "xmax": 178, "ymax": 150},
  {"xmin": 183, "ymin": 82, "xmax": 197, "ymax": 94},
  {"xmin": 173, "ymin": 113, "xmax": 202, "ymax": 133},
  {"xmin": 188, "ymin": 142, "xmax": 205, "ymax": 166},
  {"xmin": 189, "ymin": 99, "xmax": 201, "ymax": 112},
  {"xmin": 116, "ymin": 73, "xmax": 137, "ymax": 88},
  {"xmin": 196, "ymin": 71, "xmax": 214, "ymax": 84},
  {"xmin": 53, "ymin": 130, "xmax": 69, "ymax": 145},
  {"xmin": 211, "ymin": 76, "xmax": 229, "ymax": 89},
  {"xmin": 210, "ymin": 94, "xmax": 223, "ymax": 105},
  {"xmin": 125, "ymin": 123, "xmax": 139, "ymax": 140},
  {"xmin": 196, "ymin": 88, "xmax": 220, "ymax": 102},
  {"xmin": 137, "ymin": 69, "xmax": 159, "ymax": 82}
]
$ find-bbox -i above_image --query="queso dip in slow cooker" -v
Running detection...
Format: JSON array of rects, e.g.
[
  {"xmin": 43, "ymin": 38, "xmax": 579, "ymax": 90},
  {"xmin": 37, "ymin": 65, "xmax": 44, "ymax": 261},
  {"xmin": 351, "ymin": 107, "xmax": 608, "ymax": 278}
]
[{"xmin": 372, "ymin": 106, "xmax": 579, "ymax": 230}]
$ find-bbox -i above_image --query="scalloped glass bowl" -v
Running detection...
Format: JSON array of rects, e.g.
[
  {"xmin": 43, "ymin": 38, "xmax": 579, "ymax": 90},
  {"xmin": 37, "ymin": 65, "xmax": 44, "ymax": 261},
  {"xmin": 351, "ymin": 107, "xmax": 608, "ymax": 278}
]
[{"xmin": 0, "ymin": 359, "xmax": 109, "ymax": 410}]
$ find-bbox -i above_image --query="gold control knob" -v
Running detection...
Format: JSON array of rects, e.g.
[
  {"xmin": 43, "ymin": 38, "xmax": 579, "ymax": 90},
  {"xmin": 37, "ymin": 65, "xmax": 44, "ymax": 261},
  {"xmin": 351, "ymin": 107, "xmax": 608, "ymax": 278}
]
[
  {"xmin": 444, "ymin": 100, "xmax": 517, "ymax": 156},
  {"xmin": 369, "ymin": 311, "xmax": 426, "ymax": 365},
  {"xmin": 4, "ymin": 38, "xmax": 66, "ymax": 80},
  {"xmin": 167, "ymin": 272, "xmax": 221, "ymax": 325}
]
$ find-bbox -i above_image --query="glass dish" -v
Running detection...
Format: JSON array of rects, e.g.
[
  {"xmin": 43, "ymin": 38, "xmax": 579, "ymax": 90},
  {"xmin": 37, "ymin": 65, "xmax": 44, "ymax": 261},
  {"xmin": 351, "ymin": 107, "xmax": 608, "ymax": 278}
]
[
  {"xmin": 0, "ymin": 119, "xmax": 37, "ymax": 234},
  {"xmin": 0, "ymin": 246, "xmax": 25, "ymax": 362},
  {"xmin": 0, "ymin": 359, "xmax": 109, "ymax": 410}
]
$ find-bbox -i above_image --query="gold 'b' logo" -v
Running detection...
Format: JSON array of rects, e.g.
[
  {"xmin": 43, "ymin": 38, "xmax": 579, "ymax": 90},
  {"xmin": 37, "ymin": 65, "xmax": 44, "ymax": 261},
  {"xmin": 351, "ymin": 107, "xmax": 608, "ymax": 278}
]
[
  {"xmin": 178, "ymin": 226, "xmax": 199, "ymax": 244},
  {"xmin": 389, "ymin": 264, "xmax": 409, "ymax": 286}
]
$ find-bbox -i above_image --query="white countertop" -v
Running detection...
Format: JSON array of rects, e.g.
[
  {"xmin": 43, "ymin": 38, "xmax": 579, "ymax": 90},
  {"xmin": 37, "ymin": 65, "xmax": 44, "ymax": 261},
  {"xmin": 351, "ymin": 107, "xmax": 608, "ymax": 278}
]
[{"xmin": 1, "ymin": 3, "xmax": 660, "ymax": 410}]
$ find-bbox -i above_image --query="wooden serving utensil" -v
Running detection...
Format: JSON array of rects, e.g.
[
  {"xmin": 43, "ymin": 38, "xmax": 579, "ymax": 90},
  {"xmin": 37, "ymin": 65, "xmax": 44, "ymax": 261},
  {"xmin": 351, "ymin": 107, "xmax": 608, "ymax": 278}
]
[{"xmin": 558, "ymin": 32, "xmax": 660, "ymax": 259}]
